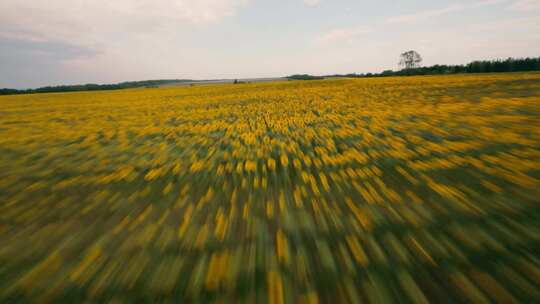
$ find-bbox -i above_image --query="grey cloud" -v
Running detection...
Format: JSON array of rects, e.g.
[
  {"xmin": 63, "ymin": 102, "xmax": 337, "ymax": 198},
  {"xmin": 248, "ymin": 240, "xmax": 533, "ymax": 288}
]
[
  {"xmin": 0, "ymin": 37, "xmax": 99, "ymax": 88},
  {"xmin": 0, "ymin": 37, "xmax": 98, "ymax": 61}
]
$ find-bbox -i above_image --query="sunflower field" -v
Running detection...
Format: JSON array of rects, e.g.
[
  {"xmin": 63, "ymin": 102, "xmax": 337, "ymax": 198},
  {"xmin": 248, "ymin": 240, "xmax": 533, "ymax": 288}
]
[{"xmin": 1, "ymin": 73, "xmax": 539, "ymax": 303}]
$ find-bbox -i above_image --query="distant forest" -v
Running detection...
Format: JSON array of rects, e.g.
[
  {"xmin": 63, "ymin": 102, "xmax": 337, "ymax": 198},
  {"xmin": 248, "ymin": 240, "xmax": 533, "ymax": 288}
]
[
  {"xmin": 0, "ymin": 79, "xmax": 192, "ymax": 96},
  {"xmin": 287, "ymin": 74, "xmax": 325, "ymax": 81},
  {"xmin": 324, "ymin": 57, "xmax": 540, "ymax": 79},
  {"xmin": 2, "ymin": 57, "xmax": 539, "ymax": 95}
]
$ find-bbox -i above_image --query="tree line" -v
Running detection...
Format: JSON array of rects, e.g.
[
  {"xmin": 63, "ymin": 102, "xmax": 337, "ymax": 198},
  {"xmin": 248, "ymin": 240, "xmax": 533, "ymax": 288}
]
[
  {"xmin": 325, "ymin": 56, "xmax": 540, "ymax": 78},
  {"xmin": 286, "ymin": 74, "xmax": 325, "ymax": 81},
  {"xmin": 3, "ymin": 56, "xmax": 540, "ymax": 95},
  {"xmin": 0, "ymin": 79, "xmax": 192, "ymax": 96}
]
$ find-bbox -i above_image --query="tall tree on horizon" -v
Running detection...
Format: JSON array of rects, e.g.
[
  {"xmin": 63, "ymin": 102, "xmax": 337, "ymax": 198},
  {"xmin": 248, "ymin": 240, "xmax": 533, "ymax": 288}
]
[{"xmin": 399, "ymin": 50, "xmax": 423, "ymax": 70}]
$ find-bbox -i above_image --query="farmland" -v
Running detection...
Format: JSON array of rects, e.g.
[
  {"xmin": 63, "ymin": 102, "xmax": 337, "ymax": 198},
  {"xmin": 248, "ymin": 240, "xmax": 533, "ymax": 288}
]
[{"xmin": 1, "ymin": 73, "xmax": 539, "ymax": 302}]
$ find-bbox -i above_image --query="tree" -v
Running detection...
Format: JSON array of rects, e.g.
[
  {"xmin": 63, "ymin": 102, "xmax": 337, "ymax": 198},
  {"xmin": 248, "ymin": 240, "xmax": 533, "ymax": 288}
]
[{"xmin": 399, "ymin": 50, "xmax": 423, "ymax": 70}]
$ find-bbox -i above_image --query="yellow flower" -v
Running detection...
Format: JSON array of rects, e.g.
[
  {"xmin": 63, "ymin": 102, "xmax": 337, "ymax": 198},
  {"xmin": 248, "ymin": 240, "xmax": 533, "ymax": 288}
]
[
  {"xmin": 267, "ymin": 158, "xmax": 276, "ymax": 171},
  {"xmin": 280, "ymin": 154, "xmax": 289, "ymax": 167}
]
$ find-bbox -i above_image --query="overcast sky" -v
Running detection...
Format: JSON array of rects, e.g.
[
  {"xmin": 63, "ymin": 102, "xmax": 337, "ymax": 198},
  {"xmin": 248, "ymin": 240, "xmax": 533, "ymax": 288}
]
[{"xmin": 1, "ymin": 0, "xmax": 539, "ymax": 88}]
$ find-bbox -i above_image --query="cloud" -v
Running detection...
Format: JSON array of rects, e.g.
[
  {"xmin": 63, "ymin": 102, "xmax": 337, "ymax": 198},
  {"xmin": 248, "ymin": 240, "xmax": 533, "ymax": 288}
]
[
  {"xmin": 386, "ymin": 5, "xmax": 464, "ymax": 24},
  {"xmin": 0, "ymin": 37, "xmax": 100, "ymax": 88},
  {"xmin": 0, "ymin": 0, "xmax": 249, "ymax": 44},
  {"xmin": 303, "ymin": 0, "xmax": 321, "ymax": 6},
  {"xmin": 315, "ymin": 26, "xmax": 372, "ymax": 45},
  {"xmin": 0, "ymin": 0, "xmax": 250, "ymax": 87},
  {"xmin": 386, "ymin": 0, "xmax": 508, "ymax": 24},
  {"xmin": 510, "ymin": 0, "xmax": 540, "ymax": 11},
  {"xmin": 467, "ymin": 16, "xmax": 540, "ymax": 32},
  {"xmin": 0, "ymin": 37, "xmax": 98, "ymax": 61}
]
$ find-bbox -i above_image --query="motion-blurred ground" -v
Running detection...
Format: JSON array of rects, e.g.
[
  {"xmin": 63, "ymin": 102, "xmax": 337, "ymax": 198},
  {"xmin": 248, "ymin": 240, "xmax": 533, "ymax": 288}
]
[{"xmin": 1, "ymin": 73, "xmax": 539, "ymax": 302}]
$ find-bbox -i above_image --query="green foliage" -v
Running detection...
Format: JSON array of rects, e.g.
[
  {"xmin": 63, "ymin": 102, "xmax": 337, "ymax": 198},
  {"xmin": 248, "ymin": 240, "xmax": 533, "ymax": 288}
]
[
  {"xmin": 399, "ymin": 50, "xmax": 423, "ymax": 70},
  {"xmin": 286, "ymin": 74, "xmax": 325, "ymax": 81},
  {"xmin": 327, "ymin": 57, "xmax": 540, "ymax": 78},
  {"xmin": 0, "ymin": 79, "xmax": 193, "ymax": 95}
]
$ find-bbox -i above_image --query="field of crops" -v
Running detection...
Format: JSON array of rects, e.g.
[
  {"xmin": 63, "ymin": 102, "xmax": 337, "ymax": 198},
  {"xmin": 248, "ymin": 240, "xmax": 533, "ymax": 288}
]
[{"xmin": 1, "ymin": 73, "xmax": 540, "ymax": 303}]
